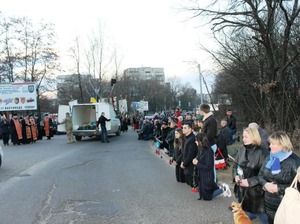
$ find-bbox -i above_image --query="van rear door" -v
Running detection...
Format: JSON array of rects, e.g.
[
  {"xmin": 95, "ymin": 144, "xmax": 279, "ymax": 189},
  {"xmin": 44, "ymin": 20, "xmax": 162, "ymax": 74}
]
[
  {"xmin": 57, "ymin": 105, "xmax": 70, "ymax": 133},
  {"xmin": 109, "ymin": 106, "xmax": 120, "ymax": 133}
]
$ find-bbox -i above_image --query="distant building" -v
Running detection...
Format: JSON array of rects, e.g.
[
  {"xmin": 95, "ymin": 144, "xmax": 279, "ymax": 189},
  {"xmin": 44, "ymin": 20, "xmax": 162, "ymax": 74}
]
[{"xmin": 124, "ymin": 67, "xmax": 165, "ymax": 85}]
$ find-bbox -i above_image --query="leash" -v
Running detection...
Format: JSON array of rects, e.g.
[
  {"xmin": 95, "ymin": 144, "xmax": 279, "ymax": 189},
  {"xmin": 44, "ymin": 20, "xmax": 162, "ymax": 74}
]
[
  {"xmin": 228, "ymin": 154, "xmax": 249, "ymax": 204},
  {"xmin": 239, "ymin": 187, "xmax": 248, "ymax": 204}
]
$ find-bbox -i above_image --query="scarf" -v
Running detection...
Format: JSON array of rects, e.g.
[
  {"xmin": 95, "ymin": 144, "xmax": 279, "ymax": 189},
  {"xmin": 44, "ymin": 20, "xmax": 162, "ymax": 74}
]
[{"xmin": 265, "ymin": 150, "xmax": 292, "ymax": 174}]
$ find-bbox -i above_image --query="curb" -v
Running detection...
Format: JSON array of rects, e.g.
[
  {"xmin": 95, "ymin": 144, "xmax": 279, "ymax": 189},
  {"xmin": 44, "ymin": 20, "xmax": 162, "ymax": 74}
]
[{"xmin": 151, "ymin": 141, "xmax": 174, "ymax": 165}]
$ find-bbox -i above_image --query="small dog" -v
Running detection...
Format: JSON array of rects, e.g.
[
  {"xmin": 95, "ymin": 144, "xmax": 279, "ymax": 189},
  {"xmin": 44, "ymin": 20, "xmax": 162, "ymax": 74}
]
[{"xmin": 229, "ymin": 201, "xmax": 251, "ymax": 224}]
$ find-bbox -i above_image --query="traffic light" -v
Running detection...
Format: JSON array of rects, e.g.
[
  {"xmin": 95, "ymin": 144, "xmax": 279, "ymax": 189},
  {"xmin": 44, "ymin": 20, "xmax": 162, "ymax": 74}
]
[{"xmin": 111, "ymin": 78, "xmax": 117, "ymax": 86}]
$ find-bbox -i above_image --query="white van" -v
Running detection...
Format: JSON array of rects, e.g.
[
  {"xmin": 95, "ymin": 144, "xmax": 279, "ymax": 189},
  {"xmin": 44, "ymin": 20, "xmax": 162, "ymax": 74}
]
[{"xmin": 58, "ymin": 102, "xmax": 121, "ymax": 141}]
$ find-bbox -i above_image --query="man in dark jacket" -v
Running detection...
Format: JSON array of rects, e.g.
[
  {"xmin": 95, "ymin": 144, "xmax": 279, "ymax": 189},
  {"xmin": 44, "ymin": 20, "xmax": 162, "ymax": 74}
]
[
  {"xmin": 0, "ymin": 116, "xmax": 10, "ymax": 145},
  {"xmin": 181, "ymin": 122, "xmax": 198, "ymax": 189},
  {"xmin": 225, "ymin": 109, "xmax": 239, "ymax": 144},
  {"xmin": 97, "ymin": 112, "xmax": 111, "ymax": 143},
  {"xmin": 200, "ymin": 104, "xmax": 217, "ymax": 147},
  {"xmin": 138, "ymin": 120, "xmax": 153, "ymax": 140},
  {"xmin": 165, "ymin": 121, "xmax": 177, "ymax": 157},
  {"xmin": 200, "ymin": 103, "xmax": 218, "ymax": 182}
]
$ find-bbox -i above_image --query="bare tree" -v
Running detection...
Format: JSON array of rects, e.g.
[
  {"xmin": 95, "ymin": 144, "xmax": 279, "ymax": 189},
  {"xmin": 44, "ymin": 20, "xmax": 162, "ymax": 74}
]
[
  {"xmin": 69, "ymin": 36, "xmax": 84, "ymax": 103},
  {"xmin": 0, "ymin": 13, "xmax": 60, "ymax": 114},
  {"xmin": 167, "ymin": 75, "xmax": 184, "ymax": 108},
  {"xmin": 182, "ymin": 0, "xmax": 300, "ymax": 130}
]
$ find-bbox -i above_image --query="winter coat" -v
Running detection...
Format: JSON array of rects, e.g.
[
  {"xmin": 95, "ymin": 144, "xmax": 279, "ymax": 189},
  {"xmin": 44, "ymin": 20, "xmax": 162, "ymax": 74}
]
[
  {"xmin": 173, "ymin": 139, "xmax": 185, "ymax": 164},
  {"xmin": 202, "ymin": 113, "xmax": 217, "ymax": 146},
  {"xmin": 165, "ymin": 127, "xmax": 175, "ymax": 153},
  {"xmin": 233, "ymin": 144, "xmax": 269, "ymax": 214},
  {"xmin": 216, "ymin": 126, "xmax": 231, "ymax": 159},
  {"xmin": 97, "ymin": 115, "xmax": 110, "ymax": 127},
  {"xmin": 160, "ymin": 126, "xmax": 170, "ymax": 150},
  {"xmin": 60, "ymin": 115, "xmax": 73, "ymax": 131},
  {"xmin": 197, "ymin": 146, "xmax": 219, "ymax": 200},
  {"xmin": 258, "ymin": 153, "xmax": 300, "ymax": 220},
  {"xmin": 226, "ymin": 115, "xmax": 237, "ymax": 131},
  {"xmin": 182, "ymin": 132, "xmax": 198, "ymax": 176},
  {"xmin": 154, "ymin": 122, "xmax": 162, "ymax": 138},
  {"xmin": 219, "ymin": 126, "xmax": 231, "ymax": 145},
  {"xmin": 258, "ymin": 128, "xmax": 270, "ymax": 151},
  {"xmin": 0, "ymin": 119, "xmax": 10, "ymax": 133}
]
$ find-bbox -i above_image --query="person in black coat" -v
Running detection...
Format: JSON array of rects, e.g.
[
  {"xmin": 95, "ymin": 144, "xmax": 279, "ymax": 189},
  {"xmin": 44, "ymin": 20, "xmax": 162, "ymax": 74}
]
[
  {"xmin": 181, "ymin": 122, "xmax": 198, "ymax": 190},
  {"xmin": 172, "ymin": 128, "xmax": 185, "ymax": 183},
  {"xmin": 165, "ymin": 121, "xmax": 177, "ymax": 157},
  {"xmin": 138, "ymin": 120, "xmax": 153, "ymax": 140},
  {"xmin": 225, "ymin": 108, "xmax": 239, "ymax": 144},
  {"xmin": 216, "ymin": 119, "xmax": 231, "ymax": 163},
  {"xmin": 193, "ymin": 132, "xmax": 226, "ymax": 201},
  {"xmin": 35, "ymin": 115, "xmax": 43, "ymax": 140},
  {"xmin": 200, "ymin": 103, "xmax": 218, "ymax": 182},
  {"xmin": 233, "ymin": 127, "xmax": 269, "ymax": 224},
  {"xmin": 0, "ymin": 116, "xmax": 10, "ymax": 145},
  {"xmin": 153, "ymin": 120, "xmax": 162, "ymax": 139},
  {"xmin": 258, "ymin": 131, "xmax": 300, "ymax": 224},
  {"xmin": 156, "ymin": 120, "xmax": 170, "ymax": 150},
  {"xmin": 121, "ymin": 116, "xmax": 128, "ymax": 132},
  {"xmin": 97, "ymin": 112, "xmax": 111, "ymax": 143}
]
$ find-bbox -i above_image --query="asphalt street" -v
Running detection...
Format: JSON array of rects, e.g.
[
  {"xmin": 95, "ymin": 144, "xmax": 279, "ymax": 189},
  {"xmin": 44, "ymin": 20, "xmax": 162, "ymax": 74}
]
[{"xmin": 0, "ymin": 128, "xmax": 234, "ymax": 224}]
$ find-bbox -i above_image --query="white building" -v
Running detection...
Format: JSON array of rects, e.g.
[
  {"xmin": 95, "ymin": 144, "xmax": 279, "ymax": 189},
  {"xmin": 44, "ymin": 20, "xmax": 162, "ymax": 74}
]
[{"xmin": 124, "ymin": 67, "xmax": 165, "ymax": 85}]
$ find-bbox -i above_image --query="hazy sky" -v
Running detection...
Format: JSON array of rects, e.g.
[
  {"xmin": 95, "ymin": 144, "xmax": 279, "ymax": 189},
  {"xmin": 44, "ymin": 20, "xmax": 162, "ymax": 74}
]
[{"xmin": 1, "ymin": 0, "xmax": 217, "ymax": 93}]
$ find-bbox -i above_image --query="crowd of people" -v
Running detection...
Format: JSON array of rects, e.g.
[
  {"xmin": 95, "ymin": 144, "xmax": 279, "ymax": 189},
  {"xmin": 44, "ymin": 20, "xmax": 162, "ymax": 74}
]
[
  {"xmin": 0, "ymin": 113, "xmax": 55, "ymax": 146},
  {"xmin": 135, "ymin": 104, "xmax": 300, "ymax": 224},
  {"xmin": 1, "ymin": 105, "xmax": 299, "ymax": 224}
]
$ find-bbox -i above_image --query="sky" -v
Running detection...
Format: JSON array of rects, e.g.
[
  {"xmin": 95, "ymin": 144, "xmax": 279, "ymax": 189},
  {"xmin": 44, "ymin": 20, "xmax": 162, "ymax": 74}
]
[{"xmin": 0, "ymin": 0, "xmax": 217, "ymax": 94}]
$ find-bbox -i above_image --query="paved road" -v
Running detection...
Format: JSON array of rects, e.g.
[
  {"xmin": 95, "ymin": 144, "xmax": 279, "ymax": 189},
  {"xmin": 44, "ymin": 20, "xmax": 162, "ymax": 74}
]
[{"xmin": 0, "ymin": 129, "xmax": 234, "ymax": 224}]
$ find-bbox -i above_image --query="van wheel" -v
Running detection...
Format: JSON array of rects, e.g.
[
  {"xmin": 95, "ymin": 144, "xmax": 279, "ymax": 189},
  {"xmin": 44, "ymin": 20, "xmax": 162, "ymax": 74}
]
[
  {"xmin": 116, "ymin": 127, "xmax": 121, "ymax": 136},
  {"xmin": 75, "ymin": 136, "xmax": 82, "ymax": 141}
]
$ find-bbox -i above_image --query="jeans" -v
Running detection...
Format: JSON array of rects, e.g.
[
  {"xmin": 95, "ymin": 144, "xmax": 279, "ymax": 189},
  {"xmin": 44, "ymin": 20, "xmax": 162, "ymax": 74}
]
[
  {"xmin": 246, "ymin": 212, "xmax": 269, "ymax": 224},
  {"xmin": 212, "ymin": 188, "xmax": 223, "ymax": 198},
  {"xmin": 101, "ymin": 126, "xmax": 108, "ymax": 142},
  {"xmin": 230, "ymin": 129, "xmax": 238, "ymax": 144},
  {"xmin": 211, "ymin": 144, "xmax": 217, "ymax": 183}
]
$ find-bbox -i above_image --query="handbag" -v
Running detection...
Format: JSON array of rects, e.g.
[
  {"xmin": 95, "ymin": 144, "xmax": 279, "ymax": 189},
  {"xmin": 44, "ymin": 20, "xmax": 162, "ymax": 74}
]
[
  {"xmin": 274, "ymin": 167, "xmax": 300, "ymax": 224},
  {"xmin": 155, "ymin": 141, "xmax": 161, "ymax": 149}
]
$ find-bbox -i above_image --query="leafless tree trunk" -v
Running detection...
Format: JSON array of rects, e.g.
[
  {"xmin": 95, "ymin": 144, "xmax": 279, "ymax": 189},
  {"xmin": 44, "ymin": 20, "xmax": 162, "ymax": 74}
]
[{"xmin": 182, "ymin": 0, "xmax": 300, "ymax": 130}]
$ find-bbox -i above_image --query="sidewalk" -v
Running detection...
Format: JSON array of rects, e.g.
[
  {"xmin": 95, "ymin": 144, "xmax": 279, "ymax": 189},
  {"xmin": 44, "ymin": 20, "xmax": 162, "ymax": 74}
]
[{"xmin": 150, "ymin": 141, "xmax": 264, "ymax": 224}]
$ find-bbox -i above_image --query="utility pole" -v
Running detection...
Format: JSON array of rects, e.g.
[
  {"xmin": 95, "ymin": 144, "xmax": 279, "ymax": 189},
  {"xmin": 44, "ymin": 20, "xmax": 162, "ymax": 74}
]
[
  {"xmin": 197, "ymin": 64, "xmax": 203, "ymax": 105},
  {"xmin": 183, "ymin": 61, "xmax": 204, "ymax": 106}
]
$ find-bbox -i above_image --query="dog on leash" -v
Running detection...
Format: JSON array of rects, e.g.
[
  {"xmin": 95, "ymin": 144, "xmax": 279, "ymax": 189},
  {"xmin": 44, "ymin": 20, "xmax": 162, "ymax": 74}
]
[{"xmin": 229, "ymin": 201, "xmax": 251, "ymax": 224}]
